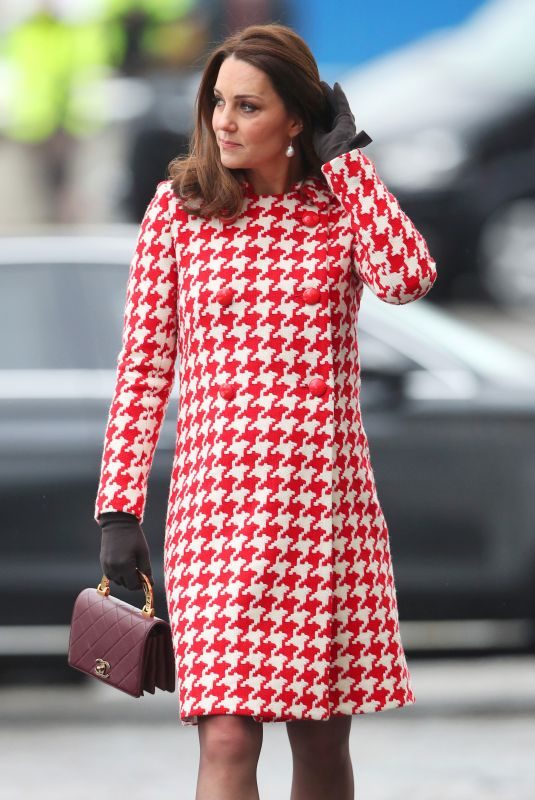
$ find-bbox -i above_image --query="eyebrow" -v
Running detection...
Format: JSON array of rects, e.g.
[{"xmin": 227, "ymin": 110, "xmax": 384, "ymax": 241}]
[{"xmin": 213, "ymin": 88, "xmax": 263, "ymax": 100}]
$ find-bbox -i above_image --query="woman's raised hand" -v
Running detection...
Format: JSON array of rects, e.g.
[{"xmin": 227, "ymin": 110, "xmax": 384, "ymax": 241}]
[{"xmin": 313, "ymin": 81, "xmax": 372, "ymax": 165}]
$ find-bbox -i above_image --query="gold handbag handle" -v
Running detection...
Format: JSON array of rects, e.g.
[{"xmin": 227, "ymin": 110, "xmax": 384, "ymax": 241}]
[{"xmin": 96, "ymin": 568, "xmax": 155, "ymax": 619}]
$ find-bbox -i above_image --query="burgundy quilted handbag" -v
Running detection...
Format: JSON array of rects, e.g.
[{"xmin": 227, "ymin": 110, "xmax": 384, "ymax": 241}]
[{"xmin": 67, "ymin": 569, "xmax": 175, "ymax": 697}]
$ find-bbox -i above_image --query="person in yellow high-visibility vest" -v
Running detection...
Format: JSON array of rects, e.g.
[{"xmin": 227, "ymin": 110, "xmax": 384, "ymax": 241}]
[
  {"xmin": 1, "ymin": 7, "xmax": 108, "ymax": 144},
  {"xmin": 101, "ymin": 0, "xmax": 205, "ymax": 75},
  {"xmin": 0, "ymin": 4, "xmax": 110, "ymax": 222}
]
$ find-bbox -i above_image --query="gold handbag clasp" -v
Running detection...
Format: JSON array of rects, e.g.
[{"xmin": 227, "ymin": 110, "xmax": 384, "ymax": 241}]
[{"xmin": 94, "ymin": 658, "xmax": 111, "ymax": 678}]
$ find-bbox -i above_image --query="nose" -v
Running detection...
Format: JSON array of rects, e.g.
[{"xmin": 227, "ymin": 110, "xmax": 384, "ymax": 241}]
[{"xmin": 215, "ymin": 104, "xmax": 237, "ymax": 132}]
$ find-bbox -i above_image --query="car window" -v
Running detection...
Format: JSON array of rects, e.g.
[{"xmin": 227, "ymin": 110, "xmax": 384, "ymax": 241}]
[
  {"xmin": 358, "ymin": 328, "xmax": 415, "ymax": 409},
  {"xmin": 0, "ymin": 262, "xmax": 129, "ymax": 370},
  {"xmin": 0, "ymin": 263, "xmax": 83, "ymax": 369},
  {"xmin": 358, "ymin": 327, "xmax": 418, "ymax": 372},
  {"xmin": 358, "ymin": 323, "xmax": 480, "ymax": 401},
  {"xmin": 76, "ymin": 263, "xmax": 130, "ymax": 369}
]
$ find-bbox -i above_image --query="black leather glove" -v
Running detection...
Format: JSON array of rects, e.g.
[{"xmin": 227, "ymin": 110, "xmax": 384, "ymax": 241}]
[
  {"xmin": 313, "ymin": 81, "xmax": 372, "ymax": 165},
  {"xmin": 98, "ymin": 511, "xmax": 155, "ymax": 591}
]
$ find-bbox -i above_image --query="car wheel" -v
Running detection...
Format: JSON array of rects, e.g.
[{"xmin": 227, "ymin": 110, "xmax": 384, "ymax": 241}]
[{"xmin": 479, "ymin": 196, "xmax": 535, "ymax": 313}]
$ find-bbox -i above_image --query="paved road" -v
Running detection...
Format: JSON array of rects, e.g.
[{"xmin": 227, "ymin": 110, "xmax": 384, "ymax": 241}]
[{"xmin": 2, "ymin": 655, "xmax": 535, "ymax": 799}]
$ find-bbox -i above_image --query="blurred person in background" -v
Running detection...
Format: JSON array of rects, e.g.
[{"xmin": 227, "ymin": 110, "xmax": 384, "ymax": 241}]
[
  {"xmin": 101, "ymin": 0, "xmax": 212, "ymax": 222},
  {"xmin": 94, "ymin": 22, "xmax": 437, "ymax": 800},
  {"xmin": 109, "ymin": 0, "xmax": 291, "ymax": 221},
  {"xmin": 0, "ymin": 1, "xmax": 109, "ymax": 223},
  {"xmin": 101, "ymin": 0, "xmax": 208, "ymax": 76},
  {"xmin": 0, "ymin": 0, "xmax": 293, "ymax": 226}
]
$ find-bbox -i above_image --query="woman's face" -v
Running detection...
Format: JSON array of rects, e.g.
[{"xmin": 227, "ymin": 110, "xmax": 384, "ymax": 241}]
[{"xmin": 211, "ymin": 55, "xmax": 302, "ymax": 176}]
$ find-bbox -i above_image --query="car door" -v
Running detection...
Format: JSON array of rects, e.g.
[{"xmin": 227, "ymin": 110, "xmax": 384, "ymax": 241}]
[
  {"xmin": 0, "ymin": 256, "xmax": 177, "ymax": 633},
  {"xmin": 357, "ymin": 316, "xmax": 535, "ymax": 625},
  {"xmin": 75, "ymin": 258, "xmax": 178, "ymax": 581}
]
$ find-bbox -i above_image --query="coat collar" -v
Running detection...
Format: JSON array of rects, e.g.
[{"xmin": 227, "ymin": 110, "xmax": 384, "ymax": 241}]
[{"xmin": 238, "ymin": 173, "xmax": 332, "ymax": 210}]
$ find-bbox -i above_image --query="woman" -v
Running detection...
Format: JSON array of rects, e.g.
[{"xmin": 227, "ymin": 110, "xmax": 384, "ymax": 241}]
[{"xmin": 95, "ymin": 22, "xmax": 437, "ymax": 800}]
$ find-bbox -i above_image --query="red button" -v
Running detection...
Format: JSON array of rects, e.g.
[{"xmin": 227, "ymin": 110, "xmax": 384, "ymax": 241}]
[
  {"xmin": 219, "ymin": 383, "xmax": 236, "ymax": 400},
  {"xmin": 216, "ymin": 287, "xmax": 234, "ymax": 307},
  {"xmin": 303, "ymin": 287, "xmax": 320, "ymax": 304},
  {"xmin": 309, "ymin": 377, "xmax": 327, "ymax": 397},
  {"xmin": 302, "ymin": 210, "xmax": 320, "ymax": 226}
]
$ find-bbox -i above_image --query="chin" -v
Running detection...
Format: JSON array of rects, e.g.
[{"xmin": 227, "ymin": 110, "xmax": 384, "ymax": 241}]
[{"xmin": 220, "ymin": 153, "xmax": 247, "ymax": 169}]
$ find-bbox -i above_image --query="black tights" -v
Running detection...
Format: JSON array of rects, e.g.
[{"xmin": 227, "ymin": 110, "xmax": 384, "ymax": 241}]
[{"xmin": 195, "ymin": 714, "xmax": 354, "ymax": 800}]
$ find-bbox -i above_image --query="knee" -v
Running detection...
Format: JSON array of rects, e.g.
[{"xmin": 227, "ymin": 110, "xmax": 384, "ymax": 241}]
[
  {"xmin": 287, "ymin": 717, "xmax": 351, "ymax": 767},
  {"xmin": 198, "ymin": 715, "xmax": 262, "ymax": 767}
]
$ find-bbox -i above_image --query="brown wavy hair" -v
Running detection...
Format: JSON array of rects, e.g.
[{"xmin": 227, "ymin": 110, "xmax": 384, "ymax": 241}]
[{"xmin": 167, "ymin": 23, "xmax": 329, "ymax": 221}]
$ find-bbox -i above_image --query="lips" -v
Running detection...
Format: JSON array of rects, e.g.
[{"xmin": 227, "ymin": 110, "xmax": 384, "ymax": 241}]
[{"xmin": 220, "ymin": 139, "xmax": 241, "ymax": 148}]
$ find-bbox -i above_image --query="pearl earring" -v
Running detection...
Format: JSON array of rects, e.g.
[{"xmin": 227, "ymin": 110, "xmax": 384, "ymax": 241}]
[{"xmin": 285, "ymin": 140, "xmax": 295, "ymax": 158}]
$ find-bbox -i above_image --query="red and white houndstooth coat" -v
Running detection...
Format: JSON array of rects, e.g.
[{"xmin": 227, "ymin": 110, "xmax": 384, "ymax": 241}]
[{"xmin": 95, "ymin": 148, "xmax": 437, "ymax": 726}]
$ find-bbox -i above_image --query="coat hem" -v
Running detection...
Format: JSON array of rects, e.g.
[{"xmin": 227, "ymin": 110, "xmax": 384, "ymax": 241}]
[{"xmin": 177, "ymin": 694, "xmax": 416, "ymax": 727}]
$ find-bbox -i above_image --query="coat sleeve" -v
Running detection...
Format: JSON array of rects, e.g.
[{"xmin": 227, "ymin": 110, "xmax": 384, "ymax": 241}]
[
  {"xmin": 94, "ymin": 181, "xmax": 178, "ymax": 523},
  {"xmin": 321, "ymin": 148, "xmax": 437, "ymax": 304}
]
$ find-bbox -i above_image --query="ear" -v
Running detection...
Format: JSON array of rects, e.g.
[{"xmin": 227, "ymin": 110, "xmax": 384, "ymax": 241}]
[{"xmin": 288, "ymin": 116, "xmax": 303, "ymax": 138}]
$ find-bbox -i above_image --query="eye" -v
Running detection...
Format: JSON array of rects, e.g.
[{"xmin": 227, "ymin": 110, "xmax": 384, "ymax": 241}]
[
  {"xmin": 241, "ymin": 102, "xmax": 257, "ymax": 113},
  {"xmin": 212, "ymin": 94, "xmax": 223, "ymax": 106}
]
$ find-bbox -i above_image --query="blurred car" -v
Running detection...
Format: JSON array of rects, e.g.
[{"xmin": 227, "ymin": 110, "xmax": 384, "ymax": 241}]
[
  {"xmin": 343, "ymin": 0, "xmax": 535, "ymax": 310},
  {"xmin": 2, "ymin": 229, "xmax": 535, "ymax": 683}
]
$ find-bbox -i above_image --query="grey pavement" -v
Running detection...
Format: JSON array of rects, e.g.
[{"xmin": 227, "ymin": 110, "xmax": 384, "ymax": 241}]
[{"xmin": 1, "ymin": 655, "xmax": 535, "ymax": 799}]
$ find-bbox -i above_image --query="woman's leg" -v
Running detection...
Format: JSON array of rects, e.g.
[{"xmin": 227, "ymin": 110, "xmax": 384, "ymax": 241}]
[
  {"xmin": 195, "ymin": 714, "xmax": 263, "ymax": 800},
  {"xmin": 286, "ymin": 715, "xmax": 354, "ymax": 800}
]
